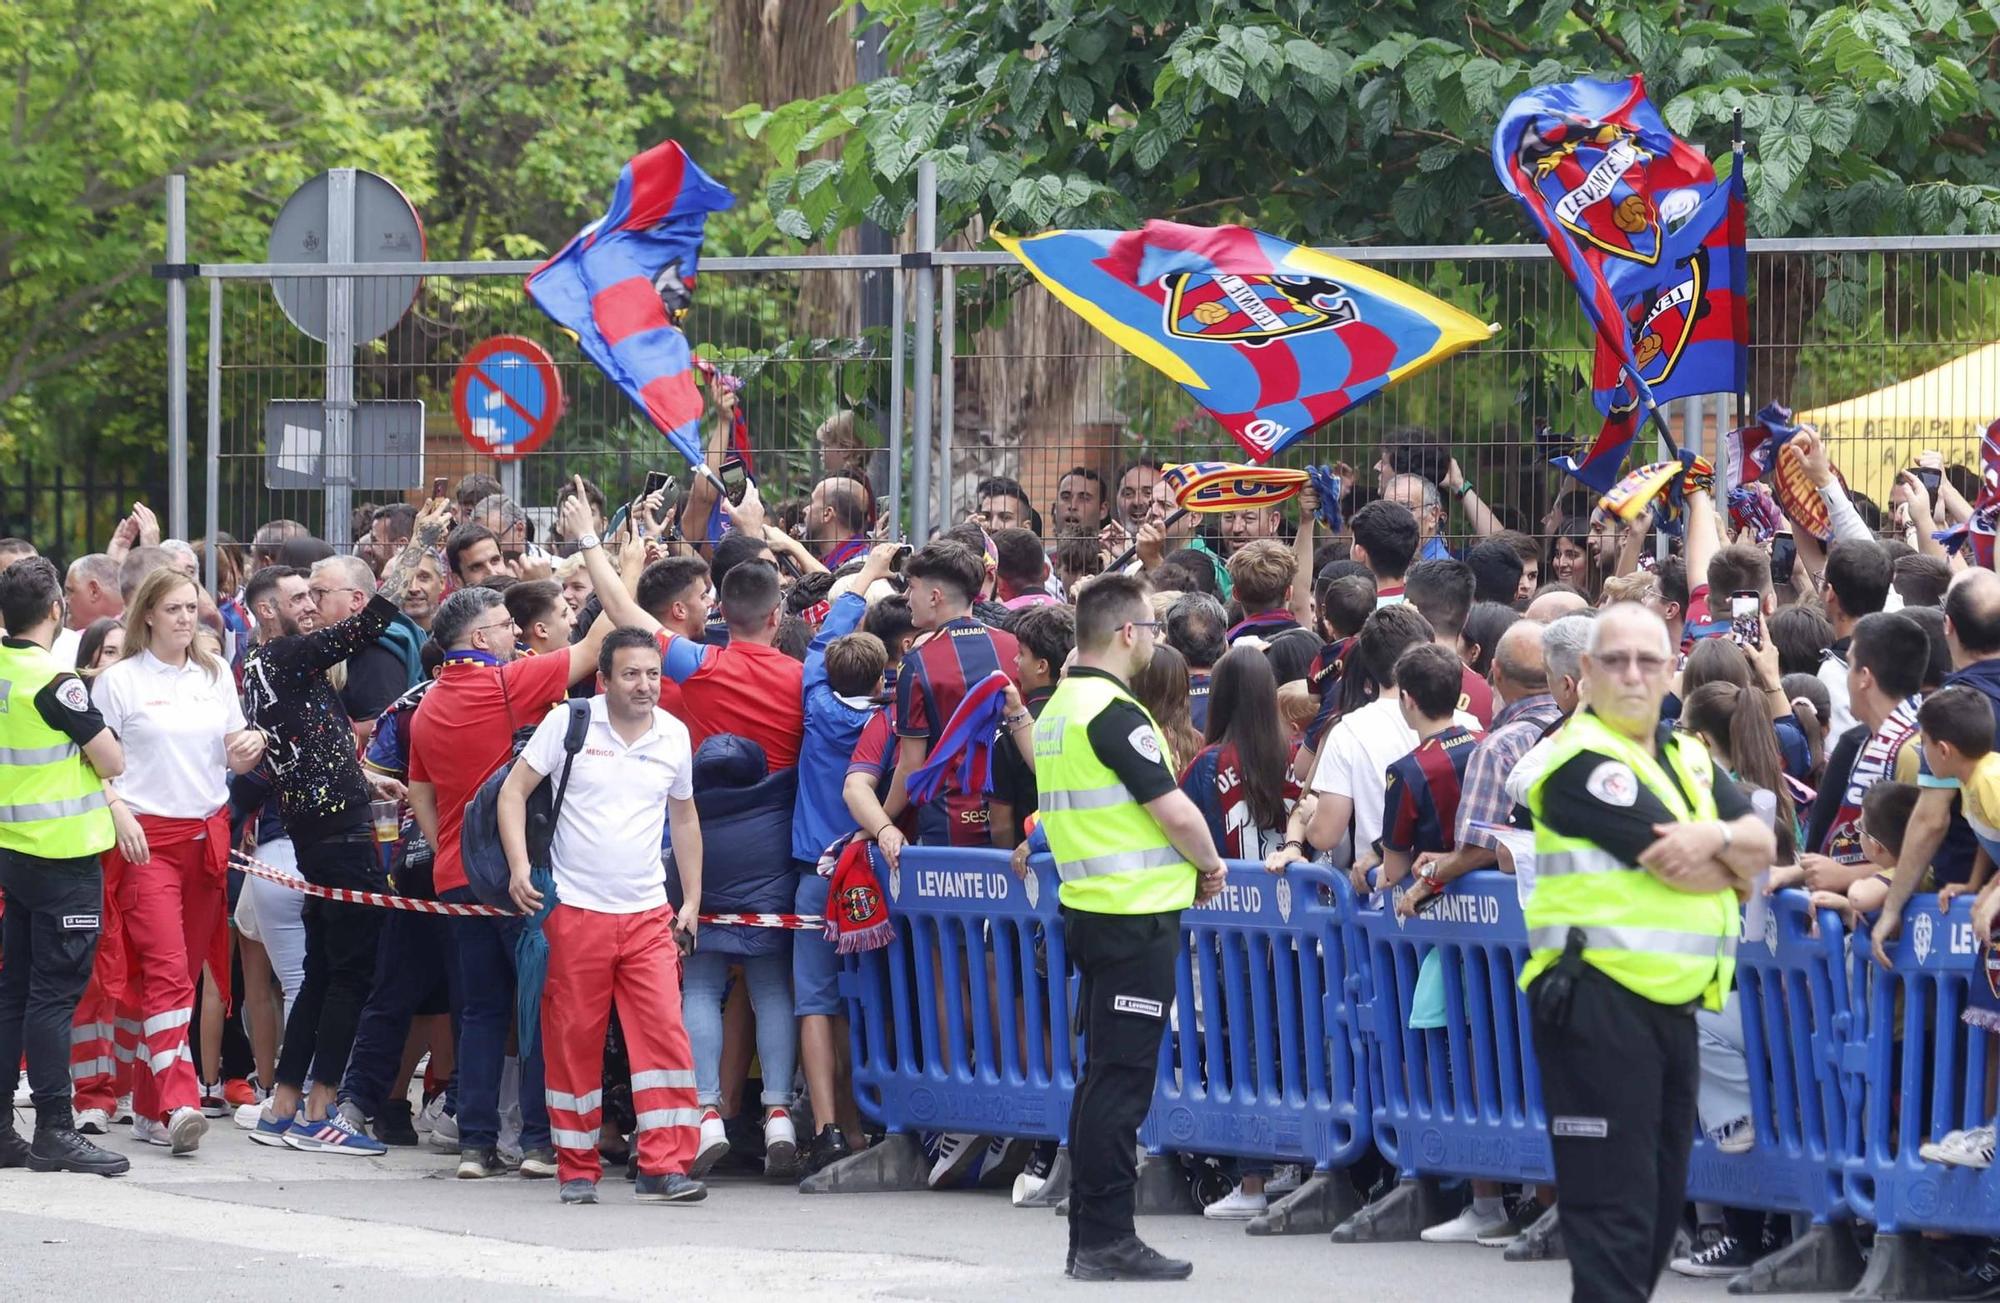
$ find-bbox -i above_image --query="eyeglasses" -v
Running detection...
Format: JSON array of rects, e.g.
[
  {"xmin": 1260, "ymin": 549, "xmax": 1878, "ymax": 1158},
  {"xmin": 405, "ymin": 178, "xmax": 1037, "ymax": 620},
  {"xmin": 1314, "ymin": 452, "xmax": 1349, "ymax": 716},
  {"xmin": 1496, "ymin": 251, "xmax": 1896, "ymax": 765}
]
[
  {"xmin": 471, "ymin": 618, "xmax": 516, "ymax": 637},
  {"xmin": 309, "ymin": 585, "xmax": 361, "ymax": 602},
  {"xmin": 1592, "ymin": 651, "xmax": 1670, "ymax": 673},
  {"xmin": 1126, "ymin": 620, "xmax": 1161, "ymax": 632}
]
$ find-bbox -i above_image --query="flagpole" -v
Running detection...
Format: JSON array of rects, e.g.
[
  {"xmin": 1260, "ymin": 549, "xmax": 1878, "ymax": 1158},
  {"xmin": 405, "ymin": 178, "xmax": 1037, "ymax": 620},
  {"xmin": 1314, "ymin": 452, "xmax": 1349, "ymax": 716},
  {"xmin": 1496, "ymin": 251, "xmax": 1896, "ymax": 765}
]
[{"xmin": 1732, "ymin": 107, "xmax": 1749, "ymax": 434}]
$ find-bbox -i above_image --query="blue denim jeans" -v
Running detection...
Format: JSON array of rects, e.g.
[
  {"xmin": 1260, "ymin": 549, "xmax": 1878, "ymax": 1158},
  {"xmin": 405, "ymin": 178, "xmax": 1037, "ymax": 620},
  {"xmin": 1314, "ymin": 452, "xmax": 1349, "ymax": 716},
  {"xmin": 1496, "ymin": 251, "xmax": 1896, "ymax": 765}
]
[
  {"xmin": 338, "ymin": 909, "xmax": 454, "ymax": 1116},
  {"xmin": 680, "ymin": 950, "xmax": 796, "ymax": 1110},
  {"xmin": 442, "ymin": 889, "xmax": 548, "ymax": 1150}
]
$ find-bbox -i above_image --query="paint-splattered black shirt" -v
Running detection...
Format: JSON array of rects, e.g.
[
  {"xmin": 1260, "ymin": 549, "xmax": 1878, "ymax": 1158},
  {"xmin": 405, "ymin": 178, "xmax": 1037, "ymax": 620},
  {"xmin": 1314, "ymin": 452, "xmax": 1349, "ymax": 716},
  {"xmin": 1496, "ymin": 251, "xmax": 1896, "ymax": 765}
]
[{"xmin": 241, "ymin": 594, "xmax": 396, "ymax": 846}]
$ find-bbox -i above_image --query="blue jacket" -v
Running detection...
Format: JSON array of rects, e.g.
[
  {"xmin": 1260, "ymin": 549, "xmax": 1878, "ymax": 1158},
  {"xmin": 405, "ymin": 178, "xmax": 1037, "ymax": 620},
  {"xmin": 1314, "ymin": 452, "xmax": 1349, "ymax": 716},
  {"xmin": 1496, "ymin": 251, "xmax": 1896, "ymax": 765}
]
[
  {"xmin": 791, "ymin": 592, "xmax": 876, "ymax": 863},
  {"xmin": 667, "ymin": 735, "xmax": 798, "ymax": 958}
]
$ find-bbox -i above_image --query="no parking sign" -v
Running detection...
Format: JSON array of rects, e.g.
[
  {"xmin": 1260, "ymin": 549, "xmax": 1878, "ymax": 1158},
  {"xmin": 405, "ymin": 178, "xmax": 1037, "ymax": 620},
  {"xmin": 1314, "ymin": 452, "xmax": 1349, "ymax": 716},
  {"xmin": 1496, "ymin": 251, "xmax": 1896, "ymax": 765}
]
[{"xmin": 452, "ymin": 336, "xmax": 563, "ymax": 462}]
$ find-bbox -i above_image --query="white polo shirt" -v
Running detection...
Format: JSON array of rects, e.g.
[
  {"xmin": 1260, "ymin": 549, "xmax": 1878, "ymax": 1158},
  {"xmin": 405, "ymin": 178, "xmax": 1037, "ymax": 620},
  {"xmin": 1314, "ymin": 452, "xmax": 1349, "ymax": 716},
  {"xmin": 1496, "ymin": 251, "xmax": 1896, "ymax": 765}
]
[
  {"xmin": 521, "ymin": 695, "xmax": 693, "ymax": 914},
  {"xmin": 1310, "ymin": 693, "xmax": 1481, "ymax": 867},
  {"xmin": 94, "ymin": 649, "xmax": 246, "ymax": 818}
]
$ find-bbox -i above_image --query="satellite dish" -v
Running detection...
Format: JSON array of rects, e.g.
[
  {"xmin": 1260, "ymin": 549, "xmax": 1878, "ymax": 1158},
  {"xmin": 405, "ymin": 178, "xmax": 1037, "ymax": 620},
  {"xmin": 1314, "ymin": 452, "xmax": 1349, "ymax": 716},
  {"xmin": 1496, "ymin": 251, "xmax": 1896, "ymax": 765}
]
[{"xmin": 267, "ymin": 169, "xmax": 426, "ymax": 343}]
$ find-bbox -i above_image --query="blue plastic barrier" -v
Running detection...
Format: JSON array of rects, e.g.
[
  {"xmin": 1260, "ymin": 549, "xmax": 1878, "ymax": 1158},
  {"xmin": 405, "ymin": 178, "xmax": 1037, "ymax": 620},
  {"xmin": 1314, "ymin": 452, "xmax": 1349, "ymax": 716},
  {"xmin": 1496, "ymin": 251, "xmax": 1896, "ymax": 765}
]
[
  {"xmin": 1684, "ymin": 891, "xmax": 1853, "ymax": 1224},
  {"xmin": 1351, "ymin": 873, "xmax": 1551, "ymax": 1185},
  {"xmin": 1841, "ymin": 893, "xmax": 2000, "ymax": 1236},
  {"xmin": 1138, "ymin": 864, "xmax": 1371, "ymax": 1173},
  {"xmin": 840, "ymin": 846, "xmax": 1076, "ymax": 1143}
]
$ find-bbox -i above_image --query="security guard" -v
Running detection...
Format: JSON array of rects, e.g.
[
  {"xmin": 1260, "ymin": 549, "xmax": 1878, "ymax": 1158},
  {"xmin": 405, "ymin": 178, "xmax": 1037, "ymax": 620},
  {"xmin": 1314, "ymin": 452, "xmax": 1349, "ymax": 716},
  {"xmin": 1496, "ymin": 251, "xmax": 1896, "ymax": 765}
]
[
  {"xmin": 1030, "ymin": 573, "xmax": 1226, "ymax": 1282},
  {"xmin": 0, "ymin": 556, "xmax": 129, "ymax": 1175},
  {"xmin": 1523, "ymin": 602, "xmax": 1773, "ymax": 1302}
]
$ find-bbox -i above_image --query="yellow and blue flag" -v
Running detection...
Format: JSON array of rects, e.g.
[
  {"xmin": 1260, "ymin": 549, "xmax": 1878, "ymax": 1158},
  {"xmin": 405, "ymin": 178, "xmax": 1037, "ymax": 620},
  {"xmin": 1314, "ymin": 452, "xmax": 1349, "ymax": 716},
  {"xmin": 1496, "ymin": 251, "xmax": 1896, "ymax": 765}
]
[{"xmin": 996, "ymin": 222, "xmax": 1497, "ymax": 462}]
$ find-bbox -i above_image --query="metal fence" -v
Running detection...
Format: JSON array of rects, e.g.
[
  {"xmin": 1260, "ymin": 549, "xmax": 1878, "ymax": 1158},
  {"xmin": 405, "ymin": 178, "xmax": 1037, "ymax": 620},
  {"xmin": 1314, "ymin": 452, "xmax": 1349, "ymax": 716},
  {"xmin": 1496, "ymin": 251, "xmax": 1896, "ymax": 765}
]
[
  {"xmin": 174, "ymin": 167, "xmax": 2000, "ymax": 574},
  {"xmin": 0, "ymin": 458, "xmax": 169, "ymax": 571}
]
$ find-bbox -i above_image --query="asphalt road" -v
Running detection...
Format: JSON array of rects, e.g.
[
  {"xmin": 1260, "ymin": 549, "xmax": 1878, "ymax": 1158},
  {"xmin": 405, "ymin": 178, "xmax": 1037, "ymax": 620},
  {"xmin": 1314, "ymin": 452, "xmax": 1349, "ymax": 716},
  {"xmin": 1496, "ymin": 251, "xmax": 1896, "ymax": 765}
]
[{"xmin": 0, "ymin": 1117, "xmax": 1838, "ymax": 1302}]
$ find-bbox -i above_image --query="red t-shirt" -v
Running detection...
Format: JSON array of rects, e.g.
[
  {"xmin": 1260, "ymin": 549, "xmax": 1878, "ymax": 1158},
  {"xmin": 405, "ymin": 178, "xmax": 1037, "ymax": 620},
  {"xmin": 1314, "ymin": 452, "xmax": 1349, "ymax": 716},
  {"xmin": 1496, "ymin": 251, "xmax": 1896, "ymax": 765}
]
[
  {"xmin": 847, "ymin": 707, "xmax": 916, "ymax": 837},
  {"xmin": 1458, "ymin": 664, "xmax": 1495, "ymax": 728},
  {"xmin": 654, "ymin": 630, "xmax": 805, "ymax": 770},
  {"xmin": 410, "ymin": 652, "xmax": 573, "ymax": 895}
]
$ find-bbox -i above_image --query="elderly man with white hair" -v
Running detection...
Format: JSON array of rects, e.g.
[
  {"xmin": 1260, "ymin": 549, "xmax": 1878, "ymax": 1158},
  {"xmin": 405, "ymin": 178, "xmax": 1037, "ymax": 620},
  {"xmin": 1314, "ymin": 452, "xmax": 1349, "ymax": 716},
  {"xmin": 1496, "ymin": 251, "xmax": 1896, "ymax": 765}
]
[{"xmin": 1519, "ymin": 601, "xmax": 1773, "ymax": 1303}]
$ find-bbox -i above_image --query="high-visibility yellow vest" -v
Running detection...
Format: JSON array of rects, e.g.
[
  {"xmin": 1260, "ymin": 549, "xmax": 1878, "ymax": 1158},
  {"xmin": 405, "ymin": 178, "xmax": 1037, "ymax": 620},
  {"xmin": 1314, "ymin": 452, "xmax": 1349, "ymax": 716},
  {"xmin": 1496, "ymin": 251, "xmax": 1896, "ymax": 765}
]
[
  {"xmin": 1522, "ymin": 709, "xmax": 1738, "ymax": 1011},
  {"xmin": 0, "ymin": 641, "xmax": 114, "ymax": 858},
  {"xmin": 1031, "ymin": 672, "xmax": 1194, "ymax": 915}
]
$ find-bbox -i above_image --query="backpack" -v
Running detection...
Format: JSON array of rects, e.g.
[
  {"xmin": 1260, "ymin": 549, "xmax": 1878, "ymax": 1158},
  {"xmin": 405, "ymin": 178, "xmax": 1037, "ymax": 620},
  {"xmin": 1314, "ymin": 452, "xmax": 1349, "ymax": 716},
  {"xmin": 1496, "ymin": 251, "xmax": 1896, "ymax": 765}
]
[{"xmin": 460, "ymin": 698, "xmax": 592, "ymax": 910}]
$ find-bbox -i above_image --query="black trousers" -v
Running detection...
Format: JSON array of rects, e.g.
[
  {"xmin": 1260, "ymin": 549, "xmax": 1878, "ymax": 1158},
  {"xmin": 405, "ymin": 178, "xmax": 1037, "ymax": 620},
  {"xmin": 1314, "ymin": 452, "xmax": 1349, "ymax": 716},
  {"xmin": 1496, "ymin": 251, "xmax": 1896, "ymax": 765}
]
[
  {"xmin": 1063, "ymin": 906, "xmax": 1178, "ymax": 1259},
  {"xmin": 1530, "ymin": 962, "xmax": 1698, "ymax": 1303},
  {"xmin": 0, "ymin": 850, "xmax": 103, "ymax": 1132},
  {"xmin": 275, "ymin": 834, "xmax": 385, "ymax": 1093}
]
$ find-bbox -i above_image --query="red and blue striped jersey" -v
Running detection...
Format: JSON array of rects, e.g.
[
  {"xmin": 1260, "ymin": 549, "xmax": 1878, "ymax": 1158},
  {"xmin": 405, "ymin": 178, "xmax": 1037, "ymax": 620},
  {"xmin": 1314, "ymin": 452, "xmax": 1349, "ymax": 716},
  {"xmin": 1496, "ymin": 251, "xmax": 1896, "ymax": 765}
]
[
  {"xmin": 895, "ymin": 616, "xmax": 1021, "ymax": 846},
  {"xmin": 1381, "ymin": 725, "xmax": 1480, "ymax": 856}
]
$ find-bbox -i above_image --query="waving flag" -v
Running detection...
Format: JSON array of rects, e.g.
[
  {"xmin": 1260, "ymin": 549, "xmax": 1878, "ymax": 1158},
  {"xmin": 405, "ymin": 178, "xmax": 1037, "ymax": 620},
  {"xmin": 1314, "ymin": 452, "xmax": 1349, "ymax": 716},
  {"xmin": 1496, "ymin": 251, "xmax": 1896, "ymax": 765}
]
[
  {"xmin": 1496, "ymin": 75, "xmax": 1747, "ymax": 482},
  {"xmin": 1590, "ymin": 163, "xmax": 1747, "ymax": 418},
  {"xmin": 996, "ymin": 222, "xmax": 1496, "ymax": 462},
  {"xmin": 1550, "ymin": 408, "xmax": 1643, "ymax": 494},
  {"xmin": 1160, "ymin": 461, "xmax": 1310, "ymax": 510},
  {"xmin": 525, "ymin": 141, "xmax": 735, "ymax": 468}
]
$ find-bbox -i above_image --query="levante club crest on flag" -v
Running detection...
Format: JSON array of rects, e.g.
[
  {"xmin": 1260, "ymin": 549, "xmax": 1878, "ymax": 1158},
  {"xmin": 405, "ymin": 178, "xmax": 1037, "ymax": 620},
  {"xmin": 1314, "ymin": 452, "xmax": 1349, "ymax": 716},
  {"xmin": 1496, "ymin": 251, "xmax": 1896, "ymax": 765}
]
[
  {"xmin": 996, "ymin": 222, "xmax": 1496, "ymax": 462},
  {"xmin": 1495, "ymin": 75, "xmax": 1747, "ymax": 492}
]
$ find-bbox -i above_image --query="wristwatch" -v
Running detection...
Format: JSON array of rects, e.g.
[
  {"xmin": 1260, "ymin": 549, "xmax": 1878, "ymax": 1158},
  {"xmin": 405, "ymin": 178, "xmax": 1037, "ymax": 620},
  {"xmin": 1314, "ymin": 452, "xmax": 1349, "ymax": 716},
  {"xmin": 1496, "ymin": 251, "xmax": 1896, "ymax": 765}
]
[{"xmin": 576, "ymin": 531, "xmax": 602, "ymax": 551}]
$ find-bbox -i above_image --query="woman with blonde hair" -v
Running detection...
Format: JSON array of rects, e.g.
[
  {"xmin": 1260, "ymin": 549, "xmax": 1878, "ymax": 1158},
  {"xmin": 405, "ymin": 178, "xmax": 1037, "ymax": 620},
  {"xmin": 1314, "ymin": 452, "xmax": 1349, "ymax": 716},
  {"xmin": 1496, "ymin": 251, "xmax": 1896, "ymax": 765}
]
[{"xmin": 88, "ymin": 567, "xmax": 266, "ymax": 1155}]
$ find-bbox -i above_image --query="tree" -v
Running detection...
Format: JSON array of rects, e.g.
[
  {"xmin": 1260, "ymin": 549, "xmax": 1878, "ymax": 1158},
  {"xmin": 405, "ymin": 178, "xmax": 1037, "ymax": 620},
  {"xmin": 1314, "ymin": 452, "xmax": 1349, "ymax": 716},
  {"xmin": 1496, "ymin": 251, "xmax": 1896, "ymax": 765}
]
[
  {"xmin": 740, "ymin": 0, "xmax": 1998, "ymax": 247},
  {"xmin": 733, "ymin": 0, "xmax": 2000, "ymax": 512}
]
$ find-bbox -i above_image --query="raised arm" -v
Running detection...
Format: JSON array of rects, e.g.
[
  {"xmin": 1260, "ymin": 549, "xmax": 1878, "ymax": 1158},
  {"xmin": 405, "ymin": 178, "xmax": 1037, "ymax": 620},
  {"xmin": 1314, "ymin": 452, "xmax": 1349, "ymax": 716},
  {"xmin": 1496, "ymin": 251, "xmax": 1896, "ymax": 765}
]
[
  {"xmin": 1289, "ymin": 486, "xmax": 1316, "ymax": 628},
  {"xmin": 1443, "ymin": 458, "xmax": 1501, "ymax": 539}
]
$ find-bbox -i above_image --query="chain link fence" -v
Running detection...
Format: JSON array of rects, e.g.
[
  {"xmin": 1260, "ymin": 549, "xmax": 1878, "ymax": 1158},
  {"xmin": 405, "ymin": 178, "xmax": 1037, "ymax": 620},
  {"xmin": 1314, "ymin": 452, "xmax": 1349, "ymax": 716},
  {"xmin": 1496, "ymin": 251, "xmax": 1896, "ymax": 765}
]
[{"xmin": 192, "ymin": 238, "xmax": 2000, "ymax": 565}]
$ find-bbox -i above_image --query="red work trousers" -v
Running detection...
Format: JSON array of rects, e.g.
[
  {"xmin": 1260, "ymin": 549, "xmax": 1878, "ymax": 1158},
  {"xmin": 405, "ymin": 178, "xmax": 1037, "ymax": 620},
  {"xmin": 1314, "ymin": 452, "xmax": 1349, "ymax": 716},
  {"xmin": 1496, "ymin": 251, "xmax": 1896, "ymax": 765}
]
[
  {"xmin": 69, "ymin": 879, "xmax": 133, "ymax": 1116},
  {"xmin": 541, "ymin": 903, "xmax": 700, "ymax": 1184},
  {"xmin": 110, "ymin": 814, "xmax": 229, "ymax": 1122}
]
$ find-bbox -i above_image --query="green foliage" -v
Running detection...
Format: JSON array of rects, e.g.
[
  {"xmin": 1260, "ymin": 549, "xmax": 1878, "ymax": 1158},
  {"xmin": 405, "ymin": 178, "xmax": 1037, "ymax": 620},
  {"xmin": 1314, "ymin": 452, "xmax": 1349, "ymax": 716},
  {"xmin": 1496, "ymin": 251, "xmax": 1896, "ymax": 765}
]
[
  {"xmin": 739, "ymin": 0, "xmax": 2000, "ymax": 245},
  {"xmin": 0, "ymin": 0, "xmax": 751, "ymax": 470}
]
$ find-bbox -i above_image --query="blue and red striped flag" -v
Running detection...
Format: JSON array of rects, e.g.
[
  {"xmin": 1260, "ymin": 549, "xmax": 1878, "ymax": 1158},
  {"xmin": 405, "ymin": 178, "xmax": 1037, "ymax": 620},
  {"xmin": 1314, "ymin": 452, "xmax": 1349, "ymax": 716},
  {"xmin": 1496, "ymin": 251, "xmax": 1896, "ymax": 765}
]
[
  {"xmin": 525, "ymin": 141, "xmax": 735, "ymax": 468},
  {"xmin": 1495, "ymin": 76, "xmax": 1746, "ymax": 487},
  {"xmin": 907, "ymin": 671, "xmax": 1012, "ymax": 806}
]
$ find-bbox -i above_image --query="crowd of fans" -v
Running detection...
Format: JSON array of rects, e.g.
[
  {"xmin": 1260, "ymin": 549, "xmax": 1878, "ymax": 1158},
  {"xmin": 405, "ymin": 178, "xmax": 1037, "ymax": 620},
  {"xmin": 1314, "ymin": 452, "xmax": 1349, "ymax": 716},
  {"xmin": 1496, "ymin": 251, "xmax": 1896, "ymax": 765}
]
[{"xmin": 6, "ymin": 409, "xmax": 2000, "ymax": 1277}]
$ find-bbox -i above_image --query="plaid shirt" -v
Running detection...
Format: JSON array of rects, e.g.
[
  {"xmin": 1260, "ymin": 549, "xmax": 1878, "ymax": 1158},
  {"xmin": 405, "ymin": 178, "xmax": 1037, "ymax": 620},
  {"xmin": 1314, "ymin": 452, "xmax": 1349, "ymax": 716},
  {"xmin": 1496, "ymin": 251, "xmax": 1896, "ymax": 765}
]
[{"xmin": 1454, "ymin": 693, "xmax": 1563, "ymax": 852}]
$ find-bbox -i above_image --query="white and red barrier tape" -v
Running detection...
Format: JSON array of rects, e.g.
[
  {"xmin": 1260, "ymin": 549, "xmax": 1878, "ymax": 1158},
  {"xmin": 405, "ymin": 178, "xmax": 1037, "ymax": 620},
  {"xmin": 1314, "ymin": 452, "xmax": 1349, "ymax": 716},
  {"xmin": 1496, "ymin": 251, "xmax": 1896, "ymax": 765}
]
[{"xmin": 230, "ymin": 851, "xmax": 822, "ymax": 929}]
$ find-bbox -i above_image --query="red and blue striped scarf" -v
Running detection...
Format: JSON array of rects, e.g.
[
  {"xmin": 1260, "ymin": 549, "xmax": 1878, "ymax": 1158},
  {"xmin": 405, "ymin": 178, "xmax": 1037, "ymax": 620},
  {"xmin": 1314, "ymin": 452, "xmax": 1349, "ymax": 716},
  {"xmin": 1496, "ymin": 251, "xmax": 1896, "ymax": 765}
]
[{"xmin": 907, "ymin": 670, "xmax": 1011, "ymax": 806}]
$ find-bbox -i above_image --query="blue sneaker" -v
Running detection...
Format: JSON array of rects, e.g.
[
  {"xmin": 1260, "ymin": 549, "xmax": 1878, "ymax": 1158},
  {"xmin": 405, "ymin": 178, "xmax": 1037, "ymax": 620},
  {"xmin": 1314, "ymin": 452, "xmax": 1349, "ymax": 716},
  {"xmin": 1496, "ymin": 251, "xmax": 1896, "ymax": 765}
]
[
  {"xmin": 247, "ymin": 1107, "xmax": 295, "ymax": 1148},
  {"xmin": 283, "ymin": 1111, "xmax": 387, "ymax": 1156}
]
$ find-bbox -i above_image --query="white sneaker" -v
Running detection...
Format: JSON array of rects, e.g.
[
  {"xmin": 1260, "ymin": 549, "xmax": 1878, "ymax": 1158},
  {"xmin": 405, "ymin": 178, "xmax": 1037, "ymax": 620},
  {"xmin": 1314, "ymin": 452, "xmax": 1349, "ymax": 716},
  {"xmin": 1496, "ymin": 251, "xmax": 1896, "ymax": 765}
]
[
  {"xmin": 233, "ymin": 1100, "xmax": 265, "ymax": 1131},
  {"xmin": 74, "ymin": 1108, "xmax": 112, "ymax": 1135},
  {"xmin": 926, "ymin": 1131, "xmax": 985, "ymax": 1189},
  {"xmin": 112, "ymin": 1096, "xmax": 134, "ymax": 1124},
  {"xmin": 414, "ymin": 1095, "xmax": 441, "ymax": 1136},
  {"xmin": 1421, "ymin": 1204, "xmax": 1509, "ymax": 1244},
  {"xmin": 168, "ymin": 1106, "xmax": 208, "ymax": 1155},
  {"xmin": 1711, "ymin": 1116, "xmax": 1755, "ymax": 1155},
  {"xmin": 132, "ymin": 1115, "xmax": 173, "ymax": 1147},
  {"xmin": 426, "ymin": 1107, "xmax": 461, "ymax": 1154},
  {"xmin": 764, "ymin": 1109, "xmax": 798, "ymax": 1176},
  {"xmin": 1267, "ymin": 1164, "xmax": 1304, "ymax": 1196},
  {"xmin": 1939, "ymin": 1125, "xmax": 1997, "ymax": 1170},
  {"xmin": 691, "ymin": 1109, "xmax": 730, "ymax": 1178},
  {"xmin": 1203, "ymin": 1185, "xmax": 1269, "ymax": 1220}
]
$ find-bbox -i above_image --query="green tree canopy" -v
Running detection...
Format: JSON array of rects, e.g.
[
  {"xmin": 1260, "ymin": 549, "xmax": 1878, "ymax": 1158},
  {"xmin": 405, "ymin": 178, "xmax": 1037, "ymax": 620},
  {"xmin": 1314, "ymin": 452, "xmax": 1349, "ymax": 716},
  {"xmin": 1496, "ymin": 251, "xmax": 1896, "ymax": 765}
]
[{"xmin": 738, "ymin": 0, "xmax": 1999, "ymax": 246}]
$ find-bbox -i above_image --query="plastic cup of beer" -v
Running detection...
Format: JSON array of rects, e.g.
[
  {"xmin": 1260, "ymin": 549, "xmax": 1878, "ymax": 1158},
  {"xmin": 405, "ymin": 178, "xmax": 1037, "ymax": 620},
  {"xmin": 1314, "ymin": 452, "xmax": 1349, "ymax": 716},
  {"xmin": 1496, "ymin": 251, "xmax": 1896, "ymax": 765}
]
[{"xmin": 370, "ymin": 799, "xmax": 400, "ymax": 844}]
